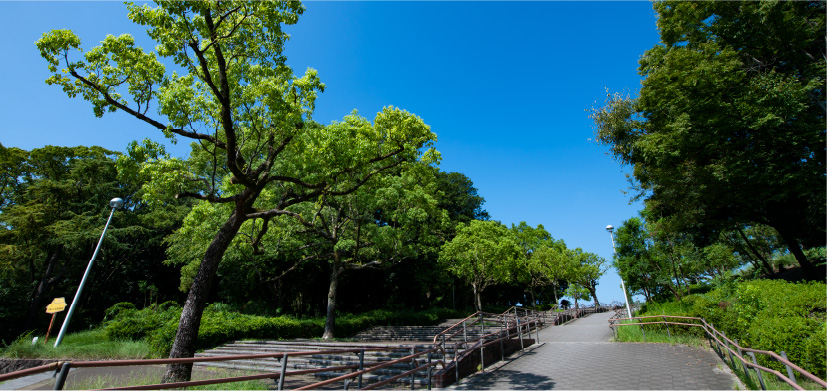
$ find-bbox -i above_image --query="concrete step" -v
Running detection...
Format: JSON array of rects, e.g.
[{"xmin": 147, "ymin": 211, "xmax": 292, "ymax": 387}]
[{"xmin": 194, "ymin": 340, "xmax": 444, "ymax": 385}]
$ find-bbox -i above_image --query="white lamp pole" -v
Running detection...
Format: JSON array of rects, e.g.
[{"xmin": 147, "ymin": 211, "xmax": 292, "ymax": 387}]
[
  {"xmin": 54, "ymin": 198, "xmax": 123, "ymax": 348},
  {"xmin": 606, "ymin": 225, "xmax": 634, "ymax": 320}
]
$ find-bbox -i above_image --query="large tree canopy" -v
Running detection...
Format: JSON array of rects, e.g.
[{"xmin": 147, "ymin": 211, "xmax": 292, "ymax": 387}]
[
  {"xmin": 439, "ymin": 220, "xmax": 520, "ymax": 311},
  {"xmin": 38, "ymin": 1, "xmax": 436, "ymax": 382},
  {"xmin": 592, "ymin": 1, "xmax": 825, "ymax": 279}
]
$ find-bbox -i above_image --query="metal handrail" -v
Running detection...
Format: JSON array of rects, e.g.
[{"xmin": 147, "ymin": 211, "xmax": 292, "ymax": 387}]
[
  {"xmin": 0, "ymin": 345, "xmax": 447, "ymax": 390},
  {"xmin": 609, "ymin": 314, "xmax": 827, "ymax": 390}
]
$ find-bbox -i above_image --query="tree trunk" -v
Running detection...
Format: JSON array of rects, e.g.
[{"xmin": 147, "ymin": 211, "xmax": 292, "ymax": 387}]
[
  {"xmin": 775, "ymin": 225, "xmax": 819, "ymax": 280},
  {"xmin": 322, "ymin": 252, "xmax": 341, "ymax": 339},
  {"xmin": 162, "ymin": 210, "xmax": 245, "ymax": 383},
  {"xmin": 23, "ymin": 248, "xmax": 64, "ymax": 332},
  {"xmin": 737, "ymin": 228, "xmax": 776, "ymax": 277},
  {"xmin": 587, "ymin": 282, "xmax": 599, "ymax": 307},
  {"xmin": 552, "ymin": 282, "xmax": 558, "ymax": 308},
  {"xmin": 472, "ymin": 283, "xmax": 482, "ymax": 312}
]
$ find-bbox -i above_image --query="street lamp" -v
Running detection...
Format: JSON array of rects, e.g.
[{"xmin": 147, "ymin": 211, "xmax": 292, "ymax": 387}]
[
  {"xmin": 54, "ymin": 198, "xmax": 123, "ymax": 347},
  {"xmin": 606, "ymin": 225, "xmax": 634, "ymax": 320}
]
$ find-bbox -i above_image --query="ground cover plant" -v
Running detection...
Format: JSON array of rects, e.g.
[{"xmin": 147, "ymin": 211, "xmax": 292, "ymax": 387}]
[
  {"xmin": 101, "ymin": 303, "xmax": 466, "ymax": 356},
  {"xmin": 632, "ymin": 279, "xmax": 826, "ymax": 380},
  {"xmin": 1, "ymin": 329, "xmax": 154, "ymax": 360}
]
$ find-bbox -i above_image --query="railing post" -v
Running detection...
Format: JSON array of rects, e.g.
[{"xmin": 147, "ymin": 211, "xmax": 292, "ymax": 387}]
[
  {"xmin": 640, "ymin": 323, "xmax": 646, "ymax": 342},
  {"xmin": 278, "ymin": 353, "xmax": 288, "ymax": 391},
  {"xmin": 734, "ymin": 339, "xmax": 750, "ymax": 377},
  {"xmin": 410, "ymin": 346, "xmax": 416, "ymax": 390},
  {"xmin": 480, "ymin": 313, "xmax": 485, "ymax": 337},
  {"xmin": 427, "ymin": 352, "xmax": 433, "ymax": 391},
  {"xmin": 779, "ymin": 351, "xmax": 797, "ymax": 386},
  {"xmin": 455, "ymin": 343, "xmax": 460, "ymax": 385},
  {"xmin": 480, "ymin": 340, "xmax": 485, "ymax": 372},
  {"xmin": 722, "ymin": 331, "xmax": 737, "ymax": 369},
  {"xmin": 662, "ymin": 316, "xmax": 671, "ymax": 340},
  {"xmin": 54, "ymin": 362, "xmax": 71, "ymax": 391},
  {"xmin": 499, "ymin": 327, "xmax": 505, "ymax": 362},
  {"xmin": 747, "ymin": 352, "xmax": 766, "ymax": 390},
  {"xmin": 463, "ymin": 322, "xmax": 468, "ymax": 345},
  {"xmin": 517, "ymin": 318, "xmax": 524, "ymax": 351},
  {"xmin": 358, "ymin": 349, "xmax": 365, "ymax": 389},
  {"xmin": 535, "ymin": 317, "xmax": 541, "ymax": 344}
]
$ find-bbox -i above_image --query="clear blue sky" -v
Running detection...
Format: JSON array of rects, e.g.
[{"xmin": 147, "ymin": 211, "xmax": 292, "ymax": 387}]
[{"xmin": 1, "ymin": 1, "xmax": 660, "ymax": 305}]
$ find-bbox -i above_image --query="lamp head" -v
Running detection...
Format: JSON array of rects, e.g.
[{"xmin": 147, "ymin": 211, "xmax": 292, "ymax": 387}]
[
  {"xmin": 110, "ymin": 198, "xmax": 124, "ymax": 210},
  {"xmin": 605, "ymin": 225, "xmax": 614, "ymax": 233}
]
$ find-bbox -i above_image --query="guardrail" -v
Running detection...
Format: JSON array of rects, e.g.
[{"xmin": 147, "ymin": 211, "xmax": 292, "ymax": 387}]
[
  {"xmin": 608, "ymin": 314, "xmax": 827, "ymax": 390},
  {"xmin": 429, "ymin": 306, "xmax": 544, "ymax": 387},
  {"xmin": 0, "ymin": 345, "xmax": 446, "ymax": 390},
  {"xmin": 0, "ymin": 305, "xmax": 618, "ymax": 389}
]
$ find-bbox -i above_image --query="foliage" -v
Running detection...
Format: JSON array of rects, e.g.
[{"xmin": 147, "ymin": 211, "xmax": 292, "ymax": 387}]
[
  {"xmin": 101, "ymin": 302, "xmax": 464, "ymax": 356},
  {"xmin": 592, "ymin": 1, "xmax": 826, "ymax": 278},
  {"xmin": 0, "ymin": 144, "xmax": 189, "ymax": 344},
  {"xmin": 639, "ymin": 279, "xmax": 826, "ymax": 378},
  {"xmin": 37, "ymin": 1, "xmax": 438, "ymax": 380},
  {"xmin": 0, "ymin": 329, "xmax": 154, "ymax": 359},
  {"xmin": 440, "ymin": 220, "xmax": 521, "ymax": 311}
]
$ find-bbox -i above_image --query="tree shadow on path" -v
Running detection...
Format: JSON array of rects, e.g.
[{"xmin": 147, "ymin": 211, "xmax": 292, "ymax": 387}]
[{"xmin": 453, "ymin": 369, "xmax": 557, "ymax": 390}]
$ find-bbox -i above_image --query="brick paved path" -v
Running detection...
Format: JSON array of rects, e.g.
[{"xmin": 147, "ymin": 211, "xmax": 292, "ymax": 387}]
[{"xmin": 450, "ymin": 311, "xmax": 739, "ymax": 390}]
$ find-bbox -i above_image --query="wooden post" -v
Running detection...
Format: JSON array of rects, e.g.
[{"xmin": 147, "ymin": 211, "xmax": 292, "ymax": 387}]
[{"xmin": 44, "ymin": 313, "xmax": 57, "ymax": 343}]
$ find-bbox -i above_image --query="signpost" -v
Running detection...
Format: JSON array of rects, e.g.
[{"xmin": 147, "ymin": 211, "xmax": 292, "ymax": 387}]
[{"xmin": 45, "ymin": 297, "xmax": 67, "ymax": 343}]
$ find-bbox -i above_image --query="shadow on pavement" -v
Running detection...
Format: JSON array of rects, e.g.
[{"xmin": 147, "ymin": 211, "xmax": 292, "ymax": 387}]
[{"xmin": 453, "ymin": 369, "xmax": 557, "ymax": 390}]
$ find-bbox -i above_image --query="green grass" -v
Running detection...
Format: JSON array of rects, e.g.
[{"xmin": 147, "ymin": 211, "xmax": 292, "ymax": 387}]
[
  {"xmin": 65, "ymin": 367, "xmax": 271, "ymax": 390},
  {"xmin": 612, "ymin": 320, "xmax": 707, "ymax": 347},
  {"xmin": 1, "ymin": 329, "xmax": 156, "ymax": 359}
]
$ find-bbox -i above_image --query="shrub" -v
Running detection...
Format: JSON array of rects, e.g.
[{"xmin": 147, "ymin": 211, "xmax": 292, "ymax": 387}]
[
  {"xmin": 103, "ymin": 303, "xmax": 465, "ymax": 356},
  {"xmin": 640, "ymin": 279, "xmax": 826, "ymax": 378}
]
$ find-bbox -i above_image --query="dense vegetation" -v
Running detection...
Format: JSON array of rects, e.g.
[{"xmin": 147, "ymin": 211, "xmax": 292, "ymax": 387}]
[
  {"xmin": 635, "ymin": 279, "xmax": 826, "ymax": 379},
  {"xmin": 0, "ymin": 142, "xmax": 602, "ymax": 353},
  {"xmin": 2, "ymin": 0, "xmax": 823, "ymax": 385}
]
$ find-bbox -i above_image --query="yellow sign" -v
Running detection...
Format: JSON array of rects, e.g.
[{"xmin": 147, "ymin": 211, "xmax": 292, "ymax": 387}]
[{"xmin": 46, "ymin": 297, "xmax": 67, "ymax": 314}]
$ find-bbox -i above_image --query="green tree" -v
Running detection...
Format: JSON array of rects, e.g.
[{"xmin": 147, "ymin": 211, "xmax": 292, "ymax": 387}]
[
  {"xmin": 264, "ymin": 159, "xmax": 446, "ymax": 338},
  {"xmin": 567, "ymin": 248, "xmax": 607, "ymax": 307},
  {"xmin": 511, "ymin": 221, "xmax": 553, "ymax": 308},
  {"xmin": 592, "ymin": 1, "xmax": 825, "ymax": 279},
  {"xmin": 0, "ymin": 144, "xmax": 189, "ymax": 342},
  {"xmin": 38, "ymin": 1, "xmax": 436, "ymax": 382},
  {"xmin": 531, "ymin": 239, "xmax": 571, "ymax": 306},
  {"xmin": 439, "ymin": 220, "xmax": 520, "ymax": 311}
]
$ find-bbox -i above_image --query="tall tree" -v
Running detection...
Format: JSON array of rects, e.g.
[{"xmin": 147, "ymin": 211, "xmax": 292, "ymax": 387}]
[
  {"xmin": 38, "ymin": 1, "xmax": 436, "ymax": 382},
  {"xmin": 511, "ymin": 221, "xmax": 553, "ymax": 308},
  {"xmin": 567, "ymin": 248, "xmax": 607, "ymax": 307},
  {"xmin": 592, "ymin": 1, "xmax": 825, "ymax": 279},
  {"xmin": 439, "ymin": 220, "xmax": 520, "ymax": 311}
]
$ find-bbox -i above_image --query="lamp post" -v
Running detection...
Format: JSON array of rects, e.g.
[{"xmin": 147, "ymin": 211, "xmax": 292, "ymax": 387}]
[
  {"xmin": 606, "ymin": 225, "xmax": 634, "ymax": 320},
  {"xmin": 54, "ymin": 198, "xmax": 123, "ymax": 348}
]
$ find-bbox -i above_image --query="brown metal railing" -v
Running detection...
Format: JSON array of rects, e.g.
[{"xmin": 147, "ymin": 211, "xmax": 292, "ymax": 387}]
[
  {"xmin": 429, "ymin": 306, "xmax": 545, "ymax": 386},
  {"xmin": 609, "ymin": 314, "xmax": 827, "ymax": 390},
  {"xmin": 0, "ymin": 345, "xmax": 446, "ymax": 390}
]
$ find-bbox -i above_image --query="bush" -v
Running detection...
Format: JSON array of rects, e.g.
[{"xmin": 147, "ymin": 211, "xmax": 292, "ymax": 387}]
[
  {"xmin": 639, "ymin": 279, "xmax": 826, "ymax": 378},
  {"xmin": 103, "ymin": 303, "xmax": 465, "ymax": 356}
]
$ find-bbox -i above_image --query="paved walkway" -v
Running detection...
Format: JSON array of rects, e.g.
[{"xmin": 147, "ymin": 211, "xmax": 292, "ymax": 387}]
[{"xmin": 450, "ymin": 311, "xmax": 739, "ymax": 390}]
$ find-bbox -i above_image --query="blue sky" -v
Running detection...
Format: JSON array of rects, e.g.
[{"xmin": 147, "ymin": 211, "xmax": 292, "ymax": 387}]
[{"xmin": 1, "ymin": 1, "xmax": 660, "ymax": 304}]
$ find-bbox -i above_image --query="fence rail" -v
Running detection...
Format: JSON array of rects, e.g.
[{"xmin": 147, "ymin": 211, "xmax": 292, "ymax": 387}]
[
  {"xmin": 609, "ymin": 314, "xmax": 827, "ymax": 390},
  {"xmin": 0, "ymin": 345, "xmax": 445, "ymax": 390},
  {"xmin": 0, "ymin": 305, "xmax": 619, "ymax": 389}
]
